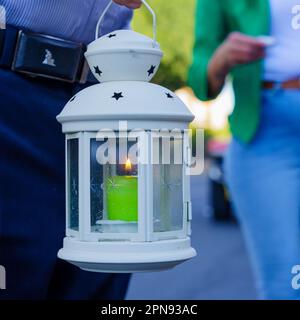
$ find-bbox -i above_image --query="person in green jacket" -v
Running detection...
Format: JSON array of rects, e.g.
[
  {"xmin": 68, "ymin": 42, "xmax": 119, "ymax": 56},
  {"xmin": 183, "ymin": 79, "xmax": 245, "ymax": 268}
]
[{"xmin": 189, "ymin": 0, "xmax": 300, "ymax": 300}]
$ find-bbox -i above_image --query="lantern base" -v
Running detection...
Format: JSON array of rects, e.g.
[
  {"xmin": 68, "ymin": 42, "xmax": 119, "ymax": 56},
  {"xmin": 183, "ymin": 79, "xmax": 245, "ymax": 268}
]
[{"xmin": 58, "ymin": 237, "xmax": 196, "ymax": 273}]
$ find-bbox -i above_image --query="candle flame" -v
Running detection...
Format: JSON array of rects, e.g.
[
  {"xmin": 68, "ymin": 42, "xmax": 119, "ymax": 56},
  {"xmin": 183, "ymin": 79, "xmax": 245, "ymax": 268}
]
[{"xmin": 125, "ymin": 158, "xmax": 132, "ymax": 172}]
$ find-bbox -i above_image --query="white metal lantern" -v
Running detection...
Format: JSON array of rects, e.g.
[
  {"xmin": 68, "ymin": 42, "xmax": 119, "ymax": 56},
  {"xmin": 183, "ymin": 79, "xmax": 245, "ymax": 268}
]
[{"xmin": 57, "ymin": 0, "xmax": 196, "ymax": 273}]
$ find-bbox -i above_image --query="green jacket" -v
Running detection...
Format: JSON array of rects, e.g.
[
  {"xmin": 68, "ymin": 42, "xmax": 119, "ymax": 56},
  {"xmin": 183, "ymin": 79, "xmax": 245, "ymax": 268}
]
[{"xmin": 188, "ymin": 0, "xmax": 270, "ymax": 143}]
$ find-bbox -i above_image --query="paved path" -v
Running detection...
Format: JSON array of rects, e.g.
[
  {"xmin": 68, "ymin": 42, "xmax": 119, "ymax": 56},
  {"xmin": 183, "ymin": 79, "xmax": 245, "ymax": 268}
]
[{"xmin": 126, "ymin": 174, "xmax": 257, "ymax": 300}]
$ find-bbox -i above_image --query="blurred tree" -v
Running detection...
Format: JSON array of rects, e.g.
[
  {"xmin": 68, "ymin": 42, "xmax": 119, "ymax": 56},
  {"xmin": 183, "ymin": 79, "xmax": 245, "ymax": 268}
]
[{"xmin": 132, "ymin": 0, "xmax": 196, "ymax": 90}]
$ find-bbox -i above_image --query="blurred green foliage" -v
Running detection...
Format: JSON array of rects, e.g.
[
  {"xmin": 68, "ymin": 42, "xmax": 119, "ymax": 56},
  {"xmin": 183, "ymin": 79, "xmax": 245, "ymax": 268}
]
[{"xmin": 132, "ymin": 0, "xmax": 196, "ymax": 90}]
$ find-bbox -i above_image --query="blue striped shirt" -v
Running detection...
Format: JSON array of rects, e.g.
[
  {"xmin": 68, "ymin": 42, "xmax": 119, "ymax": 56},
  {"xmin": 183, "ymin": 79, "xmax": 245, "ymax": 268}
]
[{"xmin": 0, "ymin": 0, "xmax": 132, "ymax": 44}]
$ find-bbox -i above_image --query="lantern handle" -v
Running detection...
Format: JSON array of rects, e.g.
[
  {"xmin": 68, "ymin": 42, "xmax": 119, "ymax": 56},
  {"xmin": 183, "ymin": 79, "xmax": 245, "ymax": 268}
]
[{"xmin": 95, "ymin": 0, "xmax": 157, "ymax": 47}]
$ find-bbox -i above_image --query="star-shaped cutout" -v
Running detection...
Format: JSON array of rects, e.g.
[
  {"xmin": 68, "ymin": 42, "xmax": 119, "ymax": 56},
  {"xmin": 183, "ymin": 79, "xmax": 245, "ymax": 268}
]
[
  {"xmin": 112, "ymin": 92, "xmax": 124, "ymax": 101},
  {"xmin": 147, "ymin": 65, "xmax": 156, "ymax": 76},
  {"xmin": 166, "ymin": 92, "xmax": 174, "ymax": 99},
  {"xmin": 69, "ymin": 95, "xmax": 76, "ymax": 102},
  {"xmin": 108, "ymin": 33, "xmax": 116, "ymax": 38},
  {"xmin": 93, "ymin": 66, "xmax": 102, "ymax": 76}
]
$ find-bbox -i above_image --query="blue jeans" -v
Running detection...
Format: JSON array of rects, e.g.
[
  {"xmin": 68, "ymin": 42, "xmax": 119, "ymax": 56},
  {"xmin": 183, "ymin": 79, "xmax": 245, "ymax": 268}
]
[
  {"xmin": 224, "ymin": 89, "xmax": 300, "ymax": 300},
  {"xmin": 0, "ymin": 69, "xmax": 130, "ymax": 299}
]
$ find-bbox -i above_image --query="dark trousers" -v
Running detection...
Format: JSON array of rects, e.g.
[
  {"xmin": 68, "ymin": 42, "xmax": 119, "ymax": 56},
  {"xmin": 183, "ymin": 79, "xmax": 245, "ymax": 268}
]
[{"xmin": 0, "ymin": 69, "xmax": 130, "ymax": 299}]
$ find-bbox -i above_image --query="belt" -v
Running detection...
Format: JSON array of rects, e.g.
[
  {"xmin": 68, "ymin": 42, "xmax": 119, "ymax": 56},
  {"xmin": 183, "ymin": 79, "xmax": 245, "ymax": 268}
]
[
  {"xmin": 263, "ymin": 79, "xmax": 300, "ymax": 90},
  {"xmin": 0, "ymin": 25, "xmax": 95, "ymax": 84}
]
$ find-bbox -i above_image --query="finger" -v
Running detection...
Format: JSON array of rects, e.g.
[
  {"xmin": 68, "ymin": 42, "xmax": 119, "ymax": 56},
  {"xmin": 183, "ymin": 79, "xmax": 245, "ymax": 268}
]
[
  {"xmin": 231, "ymin": 43, "xmax": 265, "ymax": 58},
  {"xmin": 113, "ymin": 0, "xmax": 142, "ymax": 9},
  {"xmin": 229, "ymin": 32, "xmax": 265, "ymax": 49},
  {"xmin": 233, "ymin": 51, "xmax": 264, "ymax": 65},
  {"xmin": 232, "ymin": 45, "xmax": 264, "ymax": 59},
  {"xmin": 127, "ymin": 0, "xmax": 142, "ymax": 9},
  {"xmin": 237, "ymin": 37, "xmax": 266, "ymax": 50}
]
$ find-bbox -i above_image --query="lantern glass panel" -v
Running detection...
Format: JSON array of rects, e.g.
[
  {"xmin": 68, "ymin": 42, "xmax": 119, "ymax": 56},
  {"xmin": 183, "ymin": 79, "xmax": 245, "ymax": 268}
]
[
  {"xmin": 90, "ymin": 137, "xmax": 139, "ymax": 234},
  {"xmin": 67, "ymin": 138, "xmax": 79, "ymax": 231},
  {"xmin": 153, "ymin": 137, "xmax": 183, "ymax": 233}
]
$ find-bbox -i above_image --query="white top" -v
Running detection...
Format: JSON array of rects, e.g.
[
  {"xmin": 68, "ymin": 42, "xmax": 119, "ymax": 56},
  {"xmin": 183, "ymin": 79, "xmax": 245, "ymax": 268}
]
[{"xmin": 263, "ymin": 0, "xmax": 300, "ymax": 81}]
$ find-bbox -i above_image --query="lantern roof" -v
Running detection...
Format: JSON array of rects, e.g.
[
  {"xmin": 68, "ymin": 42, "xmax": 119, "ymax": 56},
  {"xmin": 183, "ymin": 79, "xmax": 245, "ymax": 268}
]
[
  {"xmin": 85, "ymin": 30, "xmax": 163, "ymax": 83},
  {"xmin": 57, "ymin": 81, "xmax": 194, "ymax": 133}
]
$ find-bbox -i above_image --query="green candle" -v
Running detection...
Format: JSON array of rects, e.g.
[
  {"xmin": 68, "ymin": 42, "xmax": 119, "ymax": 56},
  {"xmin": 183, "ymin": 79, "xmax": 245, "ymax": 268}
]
[{"xmin": 105, "ymin": 175, "xmax": 138, "ymax": 222}]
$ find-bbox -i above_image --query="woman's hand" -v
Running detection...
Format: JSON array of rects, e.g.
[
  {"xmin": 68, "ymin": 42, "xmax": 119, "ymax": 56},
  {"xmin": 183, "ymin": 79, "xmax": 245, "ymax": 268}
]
[
  {"xmin": 113, "ymin": 0, "xmax": 142, "ymax": 9},
  {"xmin": 207, "ymin": 32, "xmax": 265, "ymax": 98},
  {"xmin": 215, "ymin": 32, "xmax": 265, "ymax": 70}
]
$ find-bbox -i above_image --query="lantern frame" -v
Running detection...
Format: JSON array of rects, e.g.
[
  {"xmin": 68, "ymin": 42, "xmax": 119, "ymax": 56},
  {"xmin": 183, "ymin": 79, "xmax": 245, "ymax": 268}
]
[{"xmin": 64, "ymin": 130, "xmax": 192, "ymax": 244}]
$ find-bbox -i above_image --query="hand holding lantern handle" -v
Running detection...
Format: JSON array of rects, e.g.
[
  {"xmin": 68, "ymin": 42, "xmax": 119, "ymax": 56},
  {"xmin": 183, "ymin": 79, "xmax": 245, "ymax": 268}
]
[{"xmin": 95, "ymin": 0, "xmax": 157, "ymax": 47}]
